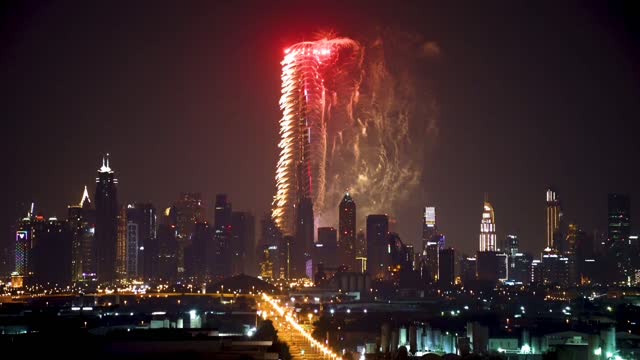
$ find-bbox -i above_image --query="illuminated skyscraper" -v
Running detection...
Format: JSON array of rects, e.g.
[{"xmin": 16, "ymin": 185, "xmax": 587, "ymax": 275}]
[
  {"xmin": 366, "ymin": 214, "xmax": 389, "ymax": 279},
  {"xmin": 116, "ymin": 206, "xmax": 127, "ymax": 279},
  {"xmin": 272, "ymin": 38, "xmax": 361, "ymax": 235},
  {"xmin": 135, "ymin": 203, "xmax": 156, "ymax": 280},
  {"xmin": 608, "ymin": 193, "xmax": 630, "ymax": 245},
  {"xmin": 546, "ymin": 189, "xmax": 562, "ymax": 250},
  {"xmin": 608, "ymin": 193, "xmax": 631, "ymax": 280},
  {"xmin": 94, "ymin": 155, "xmax": 118, "ymax": 283},
  {"xmin": 68, "ymin": 186, "xmax": 95, "ymax": 281},
  {"xmin": 422, "ymin": 206, "xmax": 437, "ymax": 250},
  {"xmin": 338, "ymin": 192, "xmax": 356, "ymax": 270},
  {"xmin": 479, "ymin": 198, "xmax": 497, "ymax": 252},
  {"xmin": 15, "ymin": 216, "xmax": 33, "ymax": 276}
]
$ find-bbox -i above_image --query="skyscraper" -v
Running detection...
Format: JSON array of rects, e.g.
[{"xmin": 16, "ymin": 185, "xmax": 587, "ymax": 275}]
[
  {"xmin": 422, "ymin": 206, "xmax": 437, "ymax": 250},
  {"xmin": 231, "ymin": 211, "xmax": 256, "ymax": 276},
  {"xmin": 479, "ymin": 198, "xmax": 497, "ymax": 252},
  {"xmin": 366, "ymin": 214, "xmax": 389, "ymax": 279},
  {"xmin": 294, "ymin": 197, "xmax": 314, "ymax": 278},
  {"xmin": 116, "ymin": 206, "xmax": 127, "ymax": 279},
  {"xmin": 185, "ymin": 221, "xmax": 212, "ymax": 280},
  {"xmin": 316, "ymin": 227, "xmax": 338, "ymax": 269},
  {"xmin": 546, "ymin": 189, "xmax": 562, "ymax": 250},
  {"xmin": 125, "ymin": 205, "xmax": 140, "ymax": 280},
  {"xmin": 94, "ymin": 155, "xmax": 118, "ymax": 283},
  {"xmin": 608, "ymin": 193, "xmax": 632, "ymax": 280},
  {"xmin": 272, "ymin": 38, "xmax": 361, "ymax": 235},
  {"xmin": 15, "ymin": 216, "xmax": 33, "ymax": 276},
  {"xmin": 438, "ymin": 248, "xmax": 455, "ymax": 288},
  {"xmin": 504, "ymin": 235, "xmax": 519, "ymax": 257},
  {"xmin": 338, "ymin": 192, "xmax": 356, "ymax": 270},
  {"xmin": 68, "ymin": 186, "xmax": 95, "ymax": 282},
  {"xmin": 259, "ymin": 213, "xmax": 283, "ymax": 280},
  {"xmin": 174, "ymin": 193, "xmax": 205, "ymax": 274},
  {"xmin": 608, "ymin": 193, "xmax": 631, "ymax": 245},
  {"xmin": 32, "ymin": 217, "xmax": 72, "ymax": 286},
  {"xmin": 214, "ymin": 194, "xmax": 232, "ymax": 279},
  {"xmin": 135, "ymin": 203, "xmax": 156, "ymax": 280}
]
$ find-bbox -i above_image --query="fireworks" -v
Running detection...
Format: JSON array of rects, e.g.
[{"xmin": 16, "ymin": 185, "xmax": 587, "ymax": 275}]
[
  {"xmin": 272, "ymin": 38, "xmax": 361, "ymax": 235},
  {"xmin": 273, "ymin": 33, "xmax": 438, "ymax": 236}
]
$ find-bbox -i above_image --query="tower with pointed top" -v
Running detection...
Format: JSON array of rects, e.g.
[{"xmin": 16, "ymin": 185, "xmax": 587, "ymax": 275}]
[
  {"xmin": 94, "ymin": 154, "xmax": 119, "ymax": 283},
  {"xmin": 338, "ymin": 192, "xmax": 356, "ymax": 270},
  {"xmin": 479, "ymin": 196, "xmax": 497, "ymax": 252},
  {"xmin": 69, "ymin": 185, "xmax": 96, "ymax": 281}
]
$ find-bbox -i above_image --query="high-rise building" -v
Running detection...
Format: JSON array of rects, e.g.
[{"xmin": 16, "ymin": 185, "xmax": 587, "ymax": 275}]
[
  {"xmin": 607, "ymin": 194, "xmax": 632, "ymax": 281},
  {"xmin": 125, "ymin": 205, "xmax": 140, "ymax": 280},
  {"xmin": 32, "ymin": 217, "xmax": 72, "ymax": 286},
  {"xmin": 438, "ymin": 248, "xmax": 455, "ymax": 288},
  {"xmin": 479, "ymin": 198, "xmax": 497, "ymax": 252},
  {"xmin": 476, "ymin": 251, "xmax": 505, "ymax": 284},
  {"xmin": 422, "ymin": 206, "xmax": 437, "ymax": 250},
  {"xmin": 185, "ymin": 221, "xmax": 212, "ymax": 280},
  {"xmin": 366, "ymin": 214, "xmax": 389, "ymax": 280},
  {"xmin": 259, "ymin": 214, "xmax": 282, "ymax": 280},
  {"xmin": 509, "ymin": 253, "xmax": 532, "ymax": 285},
  {"xmin": 231, "ymin": 211, "xmax": 255, "ymax": 276},
  {"xmin": 546, "ymin": 189, "xmax": 562, "ymax": 250},
  {"xmin": 460, "ymin": 256, "xmax": 477, "ymax": 285},
  {"xmin": 540, "ymin": 249, "xmax": 569, "ymax": 287},
  {"xmin": 338, "ymin": 192, "xmax": 356, "ymax": 270},
  {"xmin": 68, "ymin": 186, "xmax": 95, "ymax": 282},
  {"xmin": 174, "ymin": 193, "xmax": 205, "ymax": 274},
  {"xmin": 94, "ymin": 155, "xmax": 118, "ymax": 283},
  {"xmin": 355, "ymin": 229, "xmax": 367, "ymax": 273},
  {"xmin": 608, "ymin": 193, "xmax": 630, "ymax": 245},
  {"xmin": 15, "ymin": 216, "xmax": 33, "ymax": 276},
  {"xmin": 116, "ymin": 206, "xmax": 128, "ymax": 280},
  {"xmin": 213, "ymin": 194, "xmax": 232, "ymax": 279},
  {"xmin": 135, "ymin": 203, "xmax": 156, "ymax": 280},
  {"xmin": 293, "ymin": 197, "xmax": 314, "ymax": 278},
  {"xmin": 504, "ymin": 235, "xmax": 519, "ymax": 256},
  {"xmin": 423, "ymin": 234, "xmax": 444, "ymax": 284},
  {"xmin": 152, "ymin": 210, "xmax": 178, "ymax": 281},
  {"xmin": 316, "ymin": 227, "xmax": 338, "ymax": 269}
]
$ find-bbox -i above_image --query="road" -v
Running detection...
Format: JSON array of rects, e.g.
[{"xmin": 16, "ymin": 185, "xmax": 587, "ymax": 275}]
[{"xmin": 259, "ymin": 294, "xmax": 340, "ymax": 360}]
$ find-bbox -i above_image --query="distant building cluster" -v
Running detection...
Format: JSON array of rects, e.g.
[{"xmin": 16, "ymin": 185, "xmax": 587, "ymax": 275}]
[{"xmin": 8, "ymin": 155, "xmax": 256, "ymax": 288}]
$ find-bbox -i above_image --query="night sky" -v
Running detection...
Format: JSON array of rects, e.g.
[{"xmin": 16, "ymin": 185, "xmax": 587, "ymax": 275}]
[{"xmin": 1, "ymin": 1, "xmax": 639, "ymax": 257}]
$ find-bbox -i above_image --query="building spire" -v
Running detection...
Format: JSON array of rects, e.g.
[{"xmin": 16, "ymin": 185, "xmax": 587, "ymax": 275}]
[
  {"xmin": 99, "ymin": 153, "xmax": 112, "ymax": 173},
  {"xmin": 80, "ymin": 185, "xmax": 91, "ymax": 207}
]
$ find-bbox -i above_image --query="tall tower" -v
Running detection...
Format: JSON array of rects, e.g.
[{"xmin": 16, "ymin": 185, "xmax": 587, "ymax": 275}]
[
  {"xmin": 94, "ymin": 154, "xmax": 119, "ymax": 283},
  {"xmin": 546, "ymin": 189, "xmax": 562, "ymax": 249},
  {"xmin": 479, "ymin": 196, "xmax": 497, "ymax": 252},
  {"xmin": 366, "ymin": 214, "xmax": 390, "ymax": 279},
  {"xmin": 608, "ymin": 193, "xmax": 630, "ymax": 245},
  {"xmin": 135, "ymin": 203, "xmax": 156, "ymax": 280},
  {"xmin": 214, "ymin": 194, "xmax": 232, "ymax": 279},
  {"xmin": 68, "ymin": 186, "xmax": 96, "ymax": 282},
  {"xmin": 294, "ymin": 197, "xmax": 314, "ymax": 278},
  {"xmin": 338, "ymin": 192, "xmax": 356, "ymax": 270},
  {"xmin": 173, "ymin": 192, "xmax": 205, "ymax": 273},
  {"xmin": 272, "ymin": 38, "xmax": 362, "ymax": 235}
]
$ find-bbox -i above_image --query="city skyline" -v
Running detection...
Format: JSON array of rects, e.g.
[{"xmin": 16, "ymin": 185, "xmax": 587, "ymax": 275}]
[{"xmin": 2, "ymin": 1, "xmax": 640, "ymax": 258}]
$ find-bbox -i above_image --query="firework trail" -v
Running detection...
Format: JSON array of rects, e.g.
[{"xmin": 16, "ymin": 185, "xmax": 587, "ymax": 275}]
[{"xmin": 273, "ymin": 32, "xmax": 438, "ymax": 236}]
